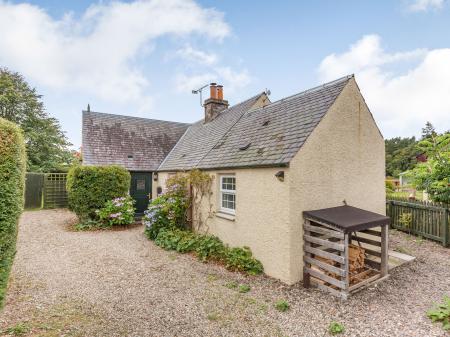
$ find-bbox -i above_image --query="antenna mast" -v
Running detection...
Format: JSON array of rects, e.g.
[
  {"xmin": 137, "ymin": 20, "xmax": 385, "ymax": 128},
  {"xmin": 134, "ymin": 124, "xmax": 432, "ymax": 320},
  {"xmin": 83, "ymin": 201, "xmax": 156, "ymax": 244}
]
[{"xmin": 191, "ymin": 83, "xmax": 209, "ymax": 107}]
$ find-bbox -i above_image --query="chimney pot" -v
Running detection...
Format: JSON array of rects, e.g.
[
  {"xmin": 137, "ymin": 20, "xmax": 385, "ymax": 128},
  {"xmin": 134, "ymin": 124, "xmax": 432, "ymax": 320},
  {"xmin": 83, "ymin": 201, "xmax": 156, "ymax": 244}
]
[
  {"xmin": 204, "ymin": 83, "xmax": 229, "ymax": 123},
  {"xmin": 217, "ymin": 85, "xmax": 223, "ymax": 100},
  {"xmin": 209, "ymin": 83, "xmax": 217, "ymax": 99}
]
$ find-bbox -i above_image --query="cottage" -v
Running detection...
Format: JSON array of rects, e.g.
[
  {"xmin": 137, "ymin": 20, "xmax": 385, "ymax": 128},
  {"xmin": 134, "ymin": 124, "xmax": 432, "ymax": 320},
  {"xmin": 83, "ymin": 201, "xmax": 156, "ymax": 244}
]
[
  {"xmin": 82, "ymin": 111, "xmax": 189, "ymax": 214},
  {"xmin": 82, "ymin": 75, "xmax": 386, "ymax": 285}
]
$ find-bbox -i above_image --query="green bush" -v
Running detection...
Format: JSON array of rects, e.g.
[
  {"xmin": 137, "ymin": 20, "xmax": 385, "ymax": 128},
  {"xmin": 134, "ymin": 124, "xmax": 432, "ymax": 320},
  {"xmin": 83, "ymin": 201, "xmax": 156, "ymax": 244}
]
[
  {"xmin": 143, "ymin": 176, "xmax": 189, "ymax": 239},
  {"xmin": 194, "ymin": 234, "xmax": 225, "ymax": 261},
  {"xmin": 66, "ymin": 165, "xmax": 130, "ymax": 222},
  {"xmin": 155, "ymin": 228, "xmax": 196, "ymax": 252},
  {"xmin": 96, "ymin": 195, "xmax": 135, "ymax": 228},
  {"xmin": 151, "ymin": 227, "xmax": 263, "ymax": 276},
  {"xmin": 0, "ymin": 118, "xmax": 26, "ymax": 308},
  {"xmin": 225, "ymin": 246, "xmax": 264, "ymax": 275}
]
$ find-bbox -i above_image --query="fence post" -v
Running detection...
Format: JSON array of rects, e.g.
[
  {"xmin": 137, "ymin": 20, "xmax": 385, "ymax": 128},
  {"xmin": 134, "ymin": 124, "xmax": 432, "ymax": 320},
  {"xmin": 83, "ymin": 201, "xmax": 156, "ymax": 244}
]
[{"xmin": 444, "ymin": 208, "xmax": 449, "ymax": 247}]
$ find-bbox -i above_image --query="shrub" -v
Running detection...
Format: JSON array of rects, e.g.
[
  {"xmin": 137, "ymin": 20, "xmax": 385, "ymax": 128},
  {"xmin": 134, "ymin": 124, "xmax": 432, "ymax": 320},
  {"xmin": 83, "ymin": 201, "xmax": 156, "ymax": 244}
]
[
  {"xmin": 385, "ymin": 180, "xmax": 395, "ymax": 193},
  {"xmin": 427, "ymin": 296, "xmax": 450, "ymax": 331},
  {"xmin": 328, "ymin": 321, "xmax": 345, "ymax": 335},
  {"xmin": 143, "ymin": 177, "xmax": 189, "ymax": 239},
  {"xmin": 225, "ymin": 246, "xmax": 264, "ymax": 275},
  {"xmin": 96, "ymin": 196, "xmax": 135, "ymax": 228},
  {"xmin": 66, "ymin": 165, "xmax": 130, "ymax": 222},
  {"xmin": 195, "ymin": 234, "xmax": 225, "ymax": 262},
  {"xmin": 274, "ymin": 299, "xmax": 290, "ymax": 312},
  {"xmin": 155, "ymin": 228, "xmax": 197, "ymax": 252},
  {"xmin": 151, "ymin": 227, "xmax": 263, "ymax": 276},
  {"xmin": 143, "ymin": 197, "xmax": 175, "ymax": 239},
  {"xmin": 0, "ymin": 118, "xmax": 26, "ymax": 308}
]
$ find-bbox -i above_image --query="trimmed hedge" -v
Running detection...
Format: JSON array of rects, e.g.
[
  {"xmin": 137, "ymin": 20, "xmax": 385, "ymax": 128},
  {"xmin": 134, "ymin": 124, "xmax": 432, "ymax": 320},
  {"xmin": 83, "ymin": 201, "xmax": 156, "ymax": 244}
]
[
  {"xmin": 0, "ymin": 118, "xmax": 26, "ymax": 308},
  {"xmin": 67, "ymin": 165, "xmax": 130, "ymax": 222}
]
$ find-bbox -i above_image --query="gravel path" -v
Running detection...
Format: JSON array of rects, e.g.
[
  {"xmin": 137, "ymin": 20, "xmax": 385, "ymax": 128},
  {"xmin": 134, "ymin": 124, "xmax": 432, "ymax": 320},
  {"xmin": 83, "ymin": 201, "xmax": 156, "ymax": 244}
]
[{"xmin": 1, "ymin": 209, "xmax": 449, "ymax": 336}]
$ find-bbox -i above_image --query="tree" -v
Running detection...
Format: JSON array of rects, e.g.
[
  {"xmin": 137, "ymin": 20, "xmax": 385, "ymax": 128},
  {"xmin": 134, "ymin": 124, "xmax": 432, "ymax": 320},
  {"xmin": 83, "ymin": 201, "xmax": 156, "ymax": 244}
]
[
  {"xmin": 0, "ymin": 68, "xmax": 72, "ymax": 172},
  {"xmin": 385, "ymin": 136, "xmax": 418, "ymax": 177},
  {"xmin": 410, "ymin": 131, "xmax": 450, "ymax": 203},
  {"xmin": 421, "ymin": 121, "xmax": 437, "ymax": 140}
]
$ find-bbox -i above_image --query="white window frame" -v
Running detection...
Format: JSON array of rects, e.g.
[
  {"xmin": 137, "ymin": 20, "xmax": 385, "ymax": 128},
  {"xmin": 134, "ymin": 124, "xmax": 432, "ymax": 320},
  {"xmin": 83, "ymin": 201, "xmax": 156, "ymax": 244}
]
[{"xmin": 220, "ymin": 175, "xmax": 236, "ymax": 215}]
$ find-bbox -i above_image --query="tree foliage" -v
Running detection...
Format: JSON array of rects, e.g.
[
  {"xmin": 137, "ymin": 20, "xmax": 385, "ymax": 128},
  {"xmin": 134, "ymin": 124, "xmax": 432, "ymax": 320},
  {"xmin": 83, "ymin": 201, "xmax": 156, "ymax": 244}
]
[
  {"xmin": 410, "ymin": 131, "xmax": 450, "ymax": 203},
  {"xmin": 385, "ymin": 136, "xmax": 418, "ymax": 177},
  {"xmin": 0, "ymin": 68, "xmax": 72, "ymax": 172}
]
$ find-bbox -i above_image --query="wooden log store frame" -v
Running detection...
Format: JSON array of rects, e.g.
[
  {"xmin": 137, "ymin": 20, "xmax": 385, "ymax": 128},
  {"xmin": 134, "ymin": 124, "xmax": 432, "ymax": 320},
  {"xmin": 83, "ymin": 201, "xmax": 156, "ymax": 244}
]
[{"xmin": 302, "ymin": 205, "xmax": 390, "ymax": 300}]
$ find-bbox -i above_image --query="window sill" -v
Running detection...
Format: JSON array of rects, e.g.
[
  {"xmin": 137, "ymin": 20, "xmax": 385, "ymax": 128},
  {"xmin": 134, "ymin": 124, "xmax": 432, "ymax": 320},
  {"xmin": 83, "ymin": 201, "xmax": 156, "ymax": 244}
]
[{"xmin": 216, "ymin": 212, "xmax": 235, "ymax": 221}]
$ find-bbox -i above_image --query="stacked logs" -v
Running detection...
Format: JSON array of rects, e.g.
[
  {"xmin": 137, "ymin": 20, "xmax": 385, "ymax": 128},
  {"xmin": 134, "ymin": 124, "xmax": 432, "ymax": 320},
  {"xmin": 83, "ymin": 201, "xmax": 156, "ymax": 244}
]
[
  {"xmin": 312, "ymin": 244, "xmax": 369, "ymax": 286},
  {"xmin": 348, "ymin": 244, "xmax": 365, "ymax": 273}
]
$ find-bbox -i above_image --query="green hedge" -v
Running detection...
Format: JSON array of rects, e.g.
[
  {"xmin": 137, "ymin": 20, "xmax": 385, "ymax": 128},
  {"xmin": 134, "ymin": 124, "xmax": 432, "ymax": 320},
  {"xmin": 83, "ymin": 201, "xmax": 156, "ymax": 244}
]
[
  {"xmin": 66, "ymin": 165, "xmax": 130, "ymax": 222},
  {"xmin": 0, "ymin": 118, "xmax": 26, "ymax": 308}
]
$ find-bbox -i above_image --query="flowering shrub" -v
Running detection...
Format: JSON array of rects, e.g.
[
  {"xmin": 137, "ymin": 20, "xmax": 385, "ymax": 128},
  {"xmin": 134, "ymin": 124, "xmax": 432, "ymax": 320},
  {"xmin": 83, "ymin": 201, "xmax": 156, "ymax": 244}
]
[
  {"xmin": 143, "ymin": 174, "xmax": 189, "ymax": 239},
  {"xmin": 97, "ymin": 195, "xmax": 135, "ymax": 228}
]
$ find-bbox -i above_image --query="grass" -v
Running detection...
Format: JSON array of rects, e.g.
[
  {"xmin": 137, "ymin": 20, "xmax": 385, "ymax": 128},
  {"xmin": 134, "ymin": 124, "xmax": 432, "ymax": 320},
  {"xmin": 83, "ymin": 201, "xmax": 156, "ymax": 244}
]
[
  {"xmin": 2, "ymin": 300, "xmax": 116, "ymax": 337},
  {"xmin": 274, "ymin": 299, "xmax": 290, "ymax": 312},
  {"xmin": 328, "ymin": 321, "xmax": 345, "ymax": 335},
  {"xmin": 207, "ymin": 274, "xmax": 218, "ymax": 282},
  {"xmin": 224, "ymin": 281, "xmax": 238, "ymax": 289},
  {"xmin": 207, "ymin": 313, "xmax": 219, "ymax": 321},
  {"xmin": 5, "ymin": 323, "xmax": 30, "ymax": 336},
  {"xmin": 238, "ymin": 284, "xmax": 251, "ymax": 293},
  {"xmin": 387, "ymin": 190, "xmax": 424, "ymax": 200}
]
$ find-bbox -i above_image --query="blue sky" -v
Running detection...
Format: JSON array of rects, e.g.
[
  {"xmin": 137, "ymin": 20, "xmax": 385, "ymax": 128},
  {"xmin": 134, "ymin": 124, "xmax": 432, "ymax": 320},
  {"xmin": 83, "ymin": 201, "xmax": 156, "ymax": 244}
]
[{"xmin": 1, "ymin": 0, "xmax": 449, "ymax": 148}]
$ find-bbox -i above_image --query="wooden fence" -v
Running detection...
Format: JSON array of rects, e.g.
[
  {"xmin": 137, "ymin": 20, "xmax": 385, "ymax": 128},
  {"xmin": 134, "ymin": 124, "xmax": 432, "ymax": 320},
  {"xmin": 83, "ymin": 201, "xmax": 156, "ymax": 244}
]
[
  {"xmin": 386, "ymin": 197, "xmax": 449, "ymax": 247},
  {"xmin": 43, "ymin": 173, "xmax": 68, "ymax": 209},
  {"xmin": 24, "ymin": 173, "xmax": 44, "ymax": 209}
]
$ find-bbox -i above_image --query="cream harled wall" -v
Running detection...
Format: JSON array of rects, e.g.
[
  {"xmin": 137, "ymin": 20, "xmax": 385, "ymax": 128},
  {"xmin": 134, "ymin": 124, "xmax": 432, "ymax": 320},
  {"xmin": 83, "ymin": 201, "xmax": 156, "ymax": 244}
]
[
  {"xmin": 287, "ymin": 78, "xmax": 385, "ymax": 284},
  {"xmin": 154, "ymin": 78, "xmax": 385, "ymax": 285},
  {"xmin": 154, "ymin": 168, "xmax": 292, "ymax": 283}
]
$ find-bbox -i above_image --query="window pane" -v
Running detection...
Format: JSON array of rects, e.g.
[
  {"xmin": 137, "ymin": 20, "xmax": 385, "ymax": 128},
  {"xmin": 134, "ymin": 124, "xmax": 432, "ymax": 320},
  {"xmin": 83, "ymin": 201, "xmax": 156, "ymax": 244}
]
[
  {"xmin": 136, "ymin": 179, "xmax": 146, "ymax": 191},
  {"xmin": 222, "ymin": 192, "xmax": 235, "ymax": 210},
  {"xmin": 221, "ymin": 177, "xmax": 236, "ymax": 191}
]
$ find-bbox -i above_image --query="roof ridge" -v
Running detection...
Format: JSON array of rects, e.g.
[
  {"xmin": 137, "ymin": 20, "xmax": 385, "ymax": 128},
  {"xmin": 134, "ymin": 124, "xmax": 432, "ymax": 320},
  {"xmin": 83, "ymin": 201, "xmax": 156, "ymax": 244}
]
[
  {"xmin": 191, "ymin": 92, "xmax": 266, "ymax": 168},
  {"xmin": 258, "ymin": 74, "xmax": 353, "ymax": 110},
  {"xmin": 82, "ymin": 110, "xmax": 191, "ymax": 126}
]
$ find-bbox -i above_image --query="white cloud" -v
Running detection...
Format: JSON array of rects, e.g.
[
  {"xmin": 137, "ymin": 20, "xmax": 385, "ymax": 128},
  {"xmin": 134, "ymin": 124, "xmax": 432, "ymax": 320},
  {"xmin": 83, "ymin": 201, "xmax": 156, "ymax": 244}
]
[
  {"xmin": 408, "ymin": 0, "xmax": 444, "ymax": 12},
  {"xmin": 175, "ymin": 67, "xmax": 251, "ymax": 95},
  {"xmin": 318, "ymin": 34, "xmax": 450, "ymax": 138},
  {"xmin": 176, "ymin": 46, "xmax": 218, "ymax": 65},
  {"xmin": 0, "ymin": 0, "xmax": 230, "ymax": 110}
]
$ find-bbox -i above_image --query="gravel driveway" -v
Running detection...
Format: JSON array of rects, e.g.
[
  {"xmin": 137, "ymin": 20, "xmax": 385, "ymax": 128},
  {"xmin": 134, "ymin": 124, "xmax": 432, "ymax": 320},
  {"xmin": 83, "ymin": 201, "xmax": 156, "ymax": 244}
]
[{"xmin": 0, "ymin": 209, "xmax": 449, "ymax": 337}]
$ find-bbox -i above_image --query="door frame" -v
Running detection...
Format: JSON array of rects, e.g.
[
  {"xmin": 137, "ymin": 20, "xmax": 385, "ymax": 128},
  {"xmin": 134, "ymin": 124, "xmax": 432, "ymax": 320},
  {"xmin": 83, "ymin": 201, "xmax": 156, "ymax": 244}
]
[{"xmin": 129, "ymin": 171, "xmax": 153, "ymax": 216}]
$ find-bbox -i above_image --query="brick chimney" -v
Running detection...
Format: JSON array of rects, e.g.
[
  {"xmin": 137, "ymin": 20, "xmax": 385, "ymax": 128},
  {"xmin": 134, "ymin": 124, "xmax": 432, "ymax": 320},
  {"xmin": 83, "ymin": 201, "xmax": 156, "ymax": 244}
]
[{"xmin": 204, "ymin": 83, "xmax": 229, "ymax": 123}]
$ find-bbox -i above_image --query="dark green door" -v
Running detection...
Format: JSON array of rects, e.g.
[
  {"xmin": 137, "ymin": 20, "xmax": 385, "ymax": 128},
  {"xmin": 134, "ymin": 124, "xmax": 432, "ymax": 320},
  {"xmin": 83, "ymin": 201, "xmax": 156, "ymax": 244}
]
[{"xmin": 130, "ymin": 172, "xmax": 152, "ymax": 215}]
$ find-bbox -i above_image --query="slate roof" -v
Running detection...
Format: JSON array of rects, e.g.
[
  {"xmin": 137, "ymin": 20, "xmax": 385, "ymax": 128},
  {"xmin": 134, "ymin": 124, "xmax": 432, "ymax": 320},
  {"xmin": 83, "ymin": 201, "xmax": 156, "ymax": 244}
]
[
  {"xmin": 82, "ymin": 111, "xmax": 189, "ymax": 171},
  {"xmin": 158, "ymin": 75, "xmax": 352, "ymax": 171},
  {"xmin": 157, "ymin": 93, "xmax": 266, "ymax": 171}
]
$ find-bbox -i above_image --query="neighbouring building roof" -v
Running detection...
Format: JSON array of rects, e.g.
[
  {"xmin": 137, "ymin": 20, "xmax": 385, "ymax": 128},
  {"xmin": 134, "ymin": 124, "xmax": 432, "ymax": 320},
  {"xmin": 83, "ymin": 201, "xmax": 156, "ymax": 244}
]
[
  {"xmin": 157, "ymin": 93, "xmax": 267, "ymax": 171},
  {"xmin": 82, "ymin": 111, "xmax": 190, "ymax": 171},
  {"xmin": 159, "ymin": 75, "xmax": 352, "ymax": 171}
]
